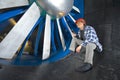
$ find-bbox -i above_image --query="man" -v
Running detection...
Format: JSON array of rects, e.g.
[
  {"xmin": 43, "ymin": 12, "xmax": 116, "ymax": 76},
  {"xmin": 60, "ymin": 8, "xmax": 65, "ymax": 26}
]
[{"xmin": 69, "ymin": 18, "xmax": 102, "ymax": 72}]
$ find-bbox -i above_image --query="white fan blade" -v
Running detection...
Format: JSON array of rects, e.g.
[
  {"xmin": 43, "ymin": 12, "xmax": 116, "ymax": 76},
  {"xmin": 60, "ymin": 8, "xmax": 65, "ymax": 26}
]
[
  {"xmin": 56, "ymin": 18, "xmax": 66, "ymax": 50},
  {"xmin": 42, "ymin": 14, "xmax": 51, "ymax": 60},
  {"xmin": 0, "ymin": 2, "xmax": 40, "ymax": 59},
  {"xmin": 0, "ymin": 0, "xmax": 29, "ymax": 9},
  {"xmin": 68, "ymin": 13, "xmax": 76, "ymax": 23},
  {"xmin": 72, "ymin": 6, "xmax": 80, "ymax": 13}
]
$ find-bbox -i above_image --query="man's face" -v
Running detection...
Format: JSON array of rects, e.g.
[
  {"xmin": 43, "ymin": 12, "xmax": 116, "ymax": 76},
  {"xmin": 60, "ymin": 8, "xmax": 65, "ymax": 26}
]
[{"xmin": 76, "ymin": 22, "xmax": 84, "ymax": 30}]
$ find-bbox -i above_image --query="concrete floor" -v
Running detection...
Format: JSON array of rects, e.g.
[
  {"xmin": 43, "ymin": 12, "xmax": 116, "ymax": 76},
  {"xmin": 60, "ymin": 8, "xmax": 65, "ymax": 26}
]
[{"xmin": 0, "ymin": 49, "xmax": 120, "ymax": 80}]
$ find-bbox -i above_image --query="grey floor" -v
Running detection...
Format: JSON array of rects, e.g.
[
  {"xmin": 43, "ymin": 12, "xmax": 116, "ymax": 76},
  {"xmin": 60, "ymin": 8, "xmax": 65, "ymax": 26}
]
[{"xmin": 0, "ymin": 49, "xmax": 120, "ymax": 80}]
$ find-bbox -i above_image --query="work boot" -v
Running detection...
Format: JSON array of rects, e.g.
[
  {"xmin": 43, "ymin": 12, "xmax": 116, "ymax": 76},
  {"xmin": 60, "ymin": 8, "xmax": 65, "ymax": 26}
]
[{"xmin": 75, "ymin": 63, "xmax": 93, "ymax": 72}]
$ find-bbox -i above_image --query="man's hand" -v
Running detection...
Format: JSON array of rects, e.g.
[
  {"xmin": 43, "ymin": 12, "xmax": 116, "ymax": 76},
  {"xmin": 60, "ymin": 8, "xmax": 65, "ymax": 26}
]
[
  {"xmin": 72, "ymin": 32, "xmax": 76, "ymax": 37},
  {"xmin": 75, "ymin": 45, "xmax": 82, "ymax": 53}
]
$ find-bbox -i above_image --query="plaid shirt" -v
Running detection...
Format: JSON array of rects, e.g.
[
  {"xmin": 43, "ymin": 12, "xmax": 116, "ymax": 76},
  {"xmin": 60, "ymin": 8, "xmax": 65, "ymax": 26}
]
[{"xmin": 76, "ymin": 25, "xmax": 103, "ymax": 52}]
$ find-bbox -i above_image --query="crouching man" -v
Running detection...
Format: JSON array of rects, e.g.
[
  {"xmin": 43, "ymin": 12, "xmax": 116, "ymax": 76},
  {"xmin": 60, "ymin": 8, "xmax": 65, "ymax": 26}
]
[{"xmin": 69, "ymin": 18, "xmax": 103, "ymax": 72}]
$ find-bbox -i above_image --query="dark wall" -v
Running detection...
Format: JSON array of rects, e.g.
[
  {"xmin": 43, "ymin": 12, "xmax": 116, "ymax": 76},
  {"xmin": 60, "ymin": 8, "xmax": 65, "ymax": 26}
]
[{"xmin": 84, "ymin": 0, "xmax": 120, "ymax": 51}]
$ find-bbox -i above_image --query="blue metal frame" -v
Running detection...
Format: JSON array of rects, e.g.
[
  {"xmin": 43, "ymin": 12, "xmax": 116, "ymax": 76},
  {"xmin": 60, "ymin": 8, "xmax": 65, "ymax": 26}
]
[
  {"xmin": 51, "ymin": 20, "xmax": 57, "ymax": 53},
  {"xmin": 0, "ymin": 7, "xmax": 28, "ymax": 32},
  {"xmin": 34, "ymin": 17, "xmax": 45, "ymax": 56},
  {"xmin": 0, "ymin": 8, "xmax": 28, "ymax": 23}
]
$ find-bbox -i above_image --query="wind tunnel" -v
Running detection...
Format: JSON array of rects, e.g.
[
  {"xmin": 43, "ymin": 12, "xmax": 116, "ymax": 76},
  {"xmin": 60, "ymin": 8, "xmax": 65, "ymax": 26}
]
[{"xmin": 0, "ymin": 0, "xmax": 84, "ymax": 65}]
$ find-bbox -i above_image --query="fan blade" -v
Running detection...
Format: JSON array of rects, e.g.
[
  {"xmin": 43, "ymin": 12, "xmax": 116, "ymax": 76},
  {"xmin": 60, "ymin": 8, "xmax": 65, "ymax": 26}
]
[
  {"xmin": 0, "ymin": 2, "xmax": 40, "ymax": 59},
  {"xmin": 72, "ymin": 6, "xmax": 80, "ymax": 13},
  {"xmin": 42, "ymin": 14, "xmax": 51, "ymax": 60},
  {"xmin": 0, "ymin": 0, "xmax": 29, "ymax": 9},
  {"xmin": 68, "ymin": 13, "xmax": 76, "ymax": 23},
  {"xmin": 56, "ymin": 18, "xmax": 66, "ymax": 50}
]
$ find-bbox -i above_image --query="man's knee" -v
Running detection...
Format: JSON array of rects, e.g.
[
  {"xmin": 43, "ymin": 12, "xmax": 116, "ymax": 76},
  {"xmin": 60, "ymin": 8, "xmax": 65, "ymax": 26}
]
[{"xmin": 86, "ymin": 43, "xmax": 96, "ymax": 49}]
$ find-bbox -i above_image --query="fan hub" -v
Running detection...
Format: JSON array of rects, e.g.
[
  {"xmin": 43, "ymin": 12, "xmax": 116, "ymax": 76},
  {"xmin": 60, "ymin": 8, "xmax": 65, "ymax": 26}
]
[{"xmin": 37, "ymin": 0, "xmax": 74, "ymax": 18}]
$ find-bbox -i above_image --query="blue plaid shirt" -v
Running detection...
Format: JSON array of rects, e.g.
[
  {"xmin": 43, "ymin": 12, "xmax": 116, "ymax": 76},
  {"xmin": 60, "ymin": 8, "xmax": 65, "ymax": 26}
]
[{"xmin": 76, "ymin": 25, "xmax": 103, "ymax": 52}]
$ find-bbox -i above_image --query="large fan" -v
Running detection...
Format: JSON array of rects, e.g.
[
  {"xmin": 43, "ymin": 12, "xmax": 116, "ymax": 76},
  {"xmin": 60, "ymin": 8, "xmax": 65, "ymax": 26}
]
[{"xmin": 0, "ymin": 0, "xmax": 84, "ymax": 65}]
